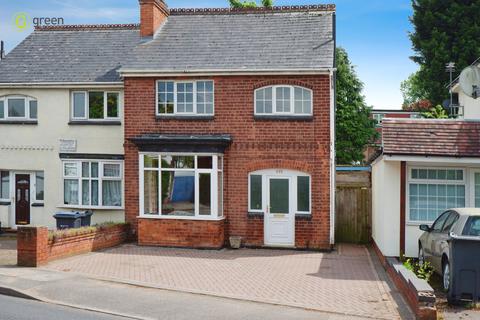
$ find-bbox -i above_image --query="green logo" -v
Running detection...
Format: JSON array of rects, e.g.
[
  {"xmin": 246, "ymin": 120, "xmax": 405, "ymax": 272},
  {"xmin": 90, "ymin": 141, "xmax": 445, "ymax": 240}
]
[{"xmin": 12, "ymin": 12, "xmax": 30, "ymax": 31}]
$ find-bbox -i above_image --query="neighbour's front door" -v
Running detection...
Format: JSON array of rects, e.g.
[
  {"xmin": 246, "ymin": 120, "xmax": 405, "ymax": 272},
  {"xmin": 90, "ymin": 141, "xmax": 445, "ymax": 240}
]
[
  {"xmin": 264, "ymin": 176, "xmax": 294, "ymax": 246},
  {"xmin": 15, "ymin": 174, "xmax": 30, "ymax": 225}
]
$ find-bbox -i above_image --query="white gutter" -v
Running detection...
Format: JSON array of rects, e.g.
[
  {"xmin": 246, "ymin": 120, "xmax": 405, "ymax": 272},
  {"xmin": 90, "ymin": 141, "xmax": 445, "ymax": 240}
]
[
  {"xmin": 119, "ymin": 68, "xmax": 336, "ymax": 77},
  {"xmin": 384, "ymin": 154, "xmax": 480, "ymax": 164},
  {"xmin": 329, "ymin": 68, "xmax": 336, "ymax": 245},
  {"xmin": 0, "ymin": 82, "xmax": 124, "ymax": 89}
]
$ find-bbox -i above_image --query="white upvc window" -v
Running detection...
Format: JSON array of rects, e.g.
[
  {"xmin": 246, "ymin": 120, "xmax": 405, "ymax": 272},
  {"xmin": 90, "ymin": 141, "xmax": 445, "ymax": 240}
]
[
  {"xmin": 407, "ymin": 167, "xmax": 465, "ymax": 223},
  {"xmin": 254, "ymin": 85, "xmax": 312, "ymax": 116},
  {"xmin": 33, "ymin": 171, "xmax": 44, "ymax": 203},
  {"xmin": 0, "ymin": 95, "xmax": 38, "ymax": 121},
  {"xmin": 156, "ymin": 80, "xmax": 214, "ymax": 116},
  {"xmin": 248, "ymin": 169, "xmax": 311, "ymax": 214},
  {"xmin": 139, "ymin": 153, "xmax": 223, "ymax": 219},
  {"xmin": 0, "ymin": 171, "xmax": 9, "ymax": 201},
  {"xmin": 71, "ymin": 91, "xmax": 120, "ymax": 120},
  {"xmin": 63, "ymin": 160, "xmax": 123, "ymax": 209}
]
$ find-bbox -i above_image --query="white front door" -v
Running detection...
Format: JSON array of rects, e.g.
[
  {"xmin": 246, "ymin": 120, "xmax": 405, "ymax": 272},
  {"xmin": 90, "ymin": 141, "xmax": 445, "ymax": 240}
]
[{"xmin": 264, "ymin": 176, "xmax": 294, "ymax": 246}]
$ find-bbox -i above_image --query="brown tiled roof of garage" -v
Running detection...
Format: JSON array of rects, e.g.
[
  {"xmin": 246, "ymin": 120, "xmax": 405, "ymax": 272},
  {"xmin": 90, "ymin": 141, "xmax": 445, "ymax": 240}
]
[{"xmin": 382, "ymin": 118, "xmax": 480, "ymax": 157}]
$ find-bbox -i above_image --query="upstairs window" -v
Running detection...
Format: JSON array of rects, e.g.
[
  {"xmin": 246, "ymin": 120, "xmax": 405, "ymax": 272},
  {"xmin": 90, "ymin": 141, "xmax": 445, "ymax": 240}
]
[
  {"xmin": 71, "ymin": 91, "xmax": 120, "ymax": 120},
  {"xmin": 157, "ymin": 80, "xmax": 214, "ymax": 116},
  {"xmin": 255, "ymin": 85, "xmax": 312, "ymax": 116},
  {"xmin": 0, "ymin": 96, "xmax": 38, "ymax": 121}
]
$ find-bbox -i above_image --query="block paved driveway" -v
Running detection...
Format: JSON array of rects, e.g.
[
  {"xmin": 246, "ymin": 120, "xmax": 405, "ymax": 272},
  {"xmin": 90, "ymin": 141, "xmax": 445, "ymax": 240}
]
[{"xmin": 44, "ymin": 243, "xmax": 412, "ymax": 319}]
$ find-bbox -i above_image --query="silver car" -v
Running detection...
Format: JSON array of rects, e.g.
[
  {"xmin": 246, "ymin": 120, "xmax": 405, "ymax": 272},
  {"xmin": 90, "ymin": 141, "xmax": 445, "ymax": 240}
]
[{"xmin": 418, "ymin": 208, "xmax": 480, "ymax": 294}]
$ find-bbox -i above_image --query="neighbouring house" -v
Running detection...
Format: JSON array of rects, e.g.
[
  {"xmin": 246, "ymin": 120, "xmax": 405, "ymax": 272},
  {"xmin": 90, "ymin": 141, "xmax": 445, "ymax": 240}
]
[
  {"xmin": 122, "ymin": 1, "xmax": 336, "ymax": 249},
  {"xmin": 365, "ymin": 109, "xmax": 422, "ymax": 162},
  {"xmin": 0, "ymin": 0, "xmax": 336, "ymax": 250},
  {"xmin": 372, "ymin": 75, "xmax": 480, "ymax": 258},
  {"xmin": 0, "ymin": 25, "xmax": 139, "ymax": 228}
]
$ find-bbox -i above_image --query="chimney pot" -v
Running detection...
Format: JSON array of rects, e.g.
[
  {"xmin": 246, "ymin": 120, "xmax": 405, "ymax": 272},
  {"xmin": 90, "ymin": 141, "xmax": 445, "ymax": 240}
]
[{"xmin": 139, "ymin": 0, "xmax": 169, "ymax": 37}]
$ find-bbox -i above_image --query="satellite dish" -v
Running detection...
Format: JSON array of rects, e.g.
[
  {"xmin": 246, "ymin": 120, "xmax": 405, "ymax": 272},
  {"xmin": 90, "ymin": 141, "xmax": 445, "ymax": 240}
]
[{"xmin": 459, "ymin": 66, "xmax": 480, "ymax": 98}]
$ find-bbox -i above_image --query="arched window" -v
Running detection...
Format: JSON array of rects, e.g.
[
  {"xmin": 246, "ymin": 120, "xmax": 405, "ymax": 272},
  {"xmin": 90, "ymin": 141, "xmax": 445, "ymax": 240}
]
[
  {"xmin": 254, "ymin": 85, "xmax": 312, "ymax": 116},
  {"xmin": 0, "ymin": 95, "xmax": 38, "ymax": 121},
  {"xmin": 248, "ymin": 169, "xmax": 311, "ymax": 214}
]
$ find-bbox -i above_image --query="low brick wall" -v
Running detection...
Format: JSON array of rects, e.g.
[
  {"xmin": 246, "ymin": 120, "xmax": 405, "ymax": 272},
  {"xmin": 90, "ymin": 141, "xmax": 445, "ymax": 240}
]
[
  {"xmin": 17, "ymin": 224, "xmax": 129, "ymax": 267},
  {"xmin": 137, "ymin": 218, "xmax": 225, "ymax": 249},
  {"xmin": 373, "ymin": 241, "xmax": 437, "ymax": 320}
]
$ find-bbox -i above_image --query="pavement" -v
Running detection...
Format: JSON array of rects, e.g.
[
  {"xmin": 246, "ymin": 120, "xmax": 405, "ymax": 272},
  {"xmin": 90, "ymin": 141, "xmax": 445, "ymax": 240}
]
[
  {"xmin": 0, "ymin": 238, "xmax": 413, "ymax": 320},
  {"xmin": 42, "ymin": 243, "xmax": 412, "ymax": 320}
]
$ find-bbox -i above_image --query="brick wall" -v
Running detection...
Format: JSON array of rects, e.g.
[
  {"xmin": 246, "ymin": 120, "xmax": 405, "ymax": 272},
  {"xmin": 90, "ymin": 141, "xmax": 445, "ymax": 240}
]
[
  {"xmin": 138, "ymin": 218, "xmax": 224, "ymax": 248},
  {"xmin": 17, "ymin": 225, "xmax": 129, "ymax": 267},
  {"xmin": 124, "ymin": 75, "xmax": 332, "ymax": 249}
]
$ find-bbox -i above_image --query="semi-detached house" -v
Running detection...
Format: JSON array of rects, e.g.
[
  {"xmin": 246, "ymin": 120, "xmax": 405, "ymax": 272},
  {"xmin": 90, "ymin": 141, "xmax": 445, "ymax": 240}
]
[{"xmin": 0, "ymin": 0, "xmax": 336, "ymax": 250}]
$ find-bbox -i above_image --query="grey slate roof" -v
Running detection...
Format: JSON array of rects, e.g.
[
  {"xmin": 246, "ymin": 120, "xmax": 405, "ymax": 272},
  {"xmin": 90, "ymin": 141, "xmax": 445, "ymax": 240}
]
[
  {"xmin": 0, "ymin": 26, "xmax": 140, "ymax": 83},
  {"xmin": 123, "ymin": 11, "xmax": 334, "ymax": 73}
]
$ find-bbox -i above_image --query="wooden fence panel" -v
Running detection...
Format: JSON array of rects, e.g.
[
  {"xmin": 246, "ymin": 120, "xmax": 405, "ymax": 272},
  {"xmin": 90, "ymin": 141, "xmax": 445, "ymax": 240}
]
[{"xmin": 335, "ymin": 170, "xmax": 372, "ymax": 244}]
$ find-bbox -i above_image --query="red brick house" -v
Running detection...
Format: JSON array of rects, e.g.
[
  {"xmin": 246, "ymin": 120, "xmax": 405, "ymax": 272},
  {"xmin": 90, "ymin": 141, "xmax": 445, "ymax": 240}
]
[{"xmin": 121, "ymin": 1, "xmax": 336, "ymax": 249}]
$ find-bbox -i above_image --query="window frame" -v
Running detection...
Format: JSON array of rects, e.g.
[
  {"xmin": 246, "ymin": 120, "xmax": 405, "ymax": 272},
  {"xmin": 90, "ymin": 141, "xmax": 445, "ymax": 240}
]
[
  {"xmin": 248, "ymin": 169, "xmax": 311, "ymax": 215},
  {"xmin": 71, "ymin": 91, "xmax": 121, "ymax": 121},
  {"xmin": 62, "ymin": 160, "xmax": 123, "ymax": 209},
  {"xmin": 0, "ymin": 171, "xmax": 10, "ymax": 201},
  {"xmin": 407, "ymin": 166, "xmax": 466, "ymax": 224},
  {"xmin": 139, "ymin": 153, "xmax": 223, "ymax": 220},
  {"xmin": 0, "ymin": 95, "xmax": 38, "ymax": 121},
  {"xmin": 156, "ymin": 80, "xmax": 215, "ymax": 117},
  {"xmin": 254, "ymin": 85, "xmax": 313, "ymax": 116},
  {"xmin": 33, "ymin": 171, "xmax": 44, "ymax": 204}
]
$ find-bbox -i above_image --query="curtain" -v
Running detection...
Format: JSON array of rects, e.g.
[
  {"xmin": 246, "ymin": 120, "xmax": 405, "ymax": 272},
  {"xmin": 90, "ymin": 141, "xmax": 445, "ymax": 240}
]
[
  {"xmin": 64, "ymin": 179, "xmax": 79, "ymax": 205},
  {"xmin": 102, "ymin": 180, "xmax": 121, "ymax": 206}
]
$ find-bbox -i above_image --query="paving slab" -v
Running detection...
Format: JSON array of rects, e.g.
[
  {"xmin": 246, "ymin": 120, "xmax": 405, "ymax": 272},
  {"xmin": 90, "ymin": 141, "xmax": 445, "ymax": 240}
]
[{"xmin": 44, "ymin": 243, "xmax": 413, "ymax": 319}]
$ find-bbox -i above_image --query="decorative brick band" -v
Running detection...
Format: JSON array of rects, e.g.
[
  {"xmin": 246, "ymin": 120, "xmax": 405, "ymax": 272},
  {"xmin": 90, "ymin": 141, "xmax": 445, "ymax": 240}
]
[
  {"xmin": 253, "ymin": 79, "xmax": 315, "ymax": 90},
  {"xmin": 246, "ymin": 159, "xmax": 313, "ymax": 174},
  {"xmin": 35, "ymin": 24, "xmax": 140, "ymax": 31},
  {"xmin": 170, "ymin": 5, "xmax": 336, "ymax": 15}
]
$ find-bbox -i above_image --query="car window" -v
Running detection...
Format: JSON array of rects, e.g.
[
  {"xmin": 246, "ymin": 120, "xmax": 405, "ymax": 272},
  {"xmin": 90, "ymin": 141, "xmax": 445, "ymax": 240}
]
[
  {"xmin": 442, "ymin": 212, "xmax": 459, "ymax": 233},
  {"xmin": 462, "ymin": 216, "xmax": 480, "ymax": 236},
  {"xmin": 432, "ymin": 211, "xmax": 450, "ymax": 232}
]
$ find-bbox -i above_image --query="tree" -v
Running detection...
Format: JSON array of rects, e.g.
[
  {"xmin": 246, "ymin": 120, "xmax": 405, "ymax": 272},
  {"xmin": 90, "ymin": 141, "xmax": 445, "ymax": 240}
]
[
  {"xmin": 400, "ymin": 71, "xmax": 429, "ymax": 108},
  {"xmin": 422, "ymin": 105, "xmax": 449, "ymax": 119},
  {"xmin": 335, "ymin": 47, "xmax": 378, "ymax": 164},
  {"xmin": 407, "ymin": 0, "xmax": 480, "ymax": 105},
  {"xmin": 229, "ymin": 0, "xmax": 273, "ymax": 8}
]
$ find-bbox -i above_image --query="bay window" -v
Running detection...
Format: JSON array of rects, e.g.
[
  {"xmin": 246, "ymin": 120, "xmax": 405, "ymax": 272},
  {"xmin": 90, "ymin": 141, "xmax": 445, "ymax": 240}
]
[
  {"xmin": 0, "ymin": 96, "xmax": 38, "ymax": 121},
  {"xmin": 63, "ymin": 161, "xmax": 122, "ymax": 208},
  {"xmin": 71, "ymin": 91, "xmax": 120, "ymax": 120},
  {"xmin": 140, "ymin": 154, "xmax": 223, "ymax": 219},
  {"xmin": 408, "ymin": 168, "xmax": 465, "ymax": 223},
  {"xmin": 156, "ymin": 80, "xmax": 214, "ymax": 116},
  {"xmin": 255, "ymin": 85, "xmax": 312, "ymax": 116}
]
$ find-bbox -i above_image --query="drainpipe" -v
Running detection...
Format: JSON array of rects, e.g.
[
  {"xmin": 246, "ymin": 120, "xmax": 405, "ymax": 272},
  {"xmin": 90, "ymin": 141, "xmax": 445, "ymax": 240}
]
[{"xmin": 329, "ymin": 12, "xmax": 337, "ymax": 246}]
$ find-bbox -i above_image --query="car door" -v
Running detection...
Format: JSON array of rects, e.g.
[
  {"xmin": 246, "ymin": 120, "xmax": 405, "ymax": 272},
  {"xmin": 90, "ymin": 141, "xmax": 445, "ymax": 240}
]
[
  {"xmin": 426, "ymin": 211, "xmax": 451, "ymax": 271},
  {"xmin": 437, "ymin": 211, "xmax": 459, "ymax": 262}
]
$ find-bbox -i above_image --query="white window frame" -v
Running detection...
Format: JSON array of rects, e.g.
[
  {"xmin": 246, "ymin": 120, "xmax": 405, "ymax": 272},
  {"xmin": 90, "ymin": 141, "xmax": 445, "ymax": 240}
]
[
  {"xmin": 61, "ymin": 160, "xmax": 124, "ymax": 209},
  {"xmin": 71, "ymin": 91, "xmax": 121, "ymax": 121},
  {"xmin": 248, "ymin": 169, "xmax": 311, "ymax": 214},
  {"xmin": 155, "ymin": 80, "xmax": 215, "ymax": 116},
  {"xmin": 407, "ymin": 166, "xmax": 466, "ymax": 224},
  {"xmin": 139, "ymin": 153, "xmax": 223, "ymax": 220},
  {"xmin": 0, "ymin": 95, "xmax": 38, "ymax": 121},
  {"xmin": 254, "ymin": 85, "xmax": 313, "ymax": 116},
  {"xmin": 0, "ymin": 170, "xmax": 10, "ymax": 201},
  {"xmin": 33, "ymin": 171, "xmax": 44, "ymax": 204}
]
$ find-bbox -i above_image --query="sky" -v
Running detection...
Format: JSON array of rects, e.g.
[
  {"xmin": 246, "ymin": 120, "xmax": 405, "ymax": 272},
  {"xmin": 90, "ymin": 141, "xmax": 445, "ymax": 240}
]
[{"xmin": 0, "ymin": 0, "xmax": 417, "ymax": 109}]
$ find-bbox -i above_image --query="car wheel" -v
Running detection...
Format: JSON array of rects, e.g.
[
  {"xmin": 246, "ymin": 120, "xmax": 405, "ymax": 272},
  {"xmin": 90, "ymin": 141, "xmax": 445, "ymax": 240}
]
[
  {"xmin": 443, "ymin": 260, "xmax": 451, "ymax": 292},
  {"xmin": 418, "ymin": 245, "xmax": 425, "ymax": 267}
]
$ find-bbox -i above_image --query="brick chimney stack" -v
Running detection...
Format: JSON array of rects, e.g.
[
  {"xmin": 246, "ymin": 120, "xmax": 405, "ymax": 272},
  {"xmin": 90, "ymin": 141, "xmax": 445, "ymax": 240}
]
[{"xmin": 139, "ymin": 0, "xmax": 169, "ymax": 37}]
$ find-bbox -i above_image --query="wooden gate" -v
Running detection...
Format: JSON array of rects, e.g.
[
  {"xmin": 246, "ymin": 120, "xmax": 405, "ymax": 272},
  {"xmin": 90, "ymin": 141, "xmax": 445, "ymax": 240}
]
[{"xmin": 335, "ymin": 169, "xmax": 372, "ymax": 244}]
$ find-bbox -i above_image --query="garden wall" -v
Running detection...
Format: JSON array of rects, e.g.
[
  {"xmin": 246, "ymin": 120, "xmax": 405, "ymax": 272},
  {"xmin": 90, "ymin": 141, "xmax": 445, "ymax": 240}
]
[{"xmin": 17, "ymin": 224, "xmax": 129, "ymax": 267}]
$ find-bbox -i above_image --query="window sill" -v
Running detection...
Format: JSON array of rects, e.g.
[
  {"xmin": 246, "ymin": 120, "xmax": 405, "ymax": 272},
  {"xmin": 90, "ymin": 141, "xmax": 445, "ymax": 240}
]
[
  {"xmin": 31, "ymin": 203, "xmax": 44, "ymax": 207},
  {"xmin": 0, "ymin": 201, "xmax": 11, "ymax": 206},
  {"xmin": 254, "ymin": 115, "xmax": 313, "ymax": 121},
  {"xmin": 248, "ymin": 211, "xmax": 264, "ymax": 217},
  {"xmin": 59, "ymin": 205, "xmax": 124, "ymax": 210},
  {"xmin": 68, "ymin": 120, "xmax": 121, "ymax": 126},
  {"xmin": 155, "ymin": 115, "xmax": 214, "ymax": 121},
  {"xmin": 0, "ymin": 120, "xmax": 38, "ymax": 125},
  {"xmin": 137, "ymin": 215, "xmax": 225, "ymax": 221},
  {"xmin": 296, "ymin": 213, "xmax": 312, "ymax": 220}
]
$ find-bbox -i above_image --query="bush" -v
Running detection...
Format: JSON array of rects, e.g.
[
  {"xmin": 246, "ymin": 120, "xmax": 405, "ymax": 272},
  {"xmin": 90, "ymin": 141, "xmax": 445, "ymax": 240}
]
[
  {"xmin": 48, "ymin": 222, "xmax": 127, "ymax": 241},
  {"xmin": 402, "ymin": 256, "xmax": 435, "ymax": 283}
]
